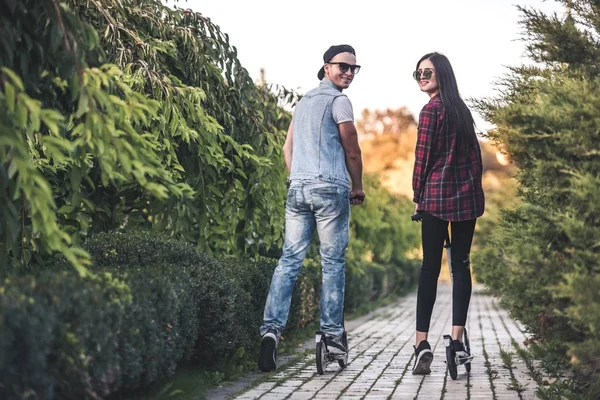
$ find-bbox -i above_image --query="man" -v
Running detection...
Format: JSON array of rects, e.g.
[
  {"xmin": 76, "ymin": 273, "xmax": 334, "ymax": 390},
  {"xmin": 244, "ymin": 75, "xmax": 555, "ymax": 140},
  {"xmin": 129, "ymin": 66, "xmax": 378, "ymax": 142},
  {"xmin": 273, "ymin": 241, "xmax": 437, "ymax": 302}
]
[{"xmin": 258, "ymin": 44, "xmax": 366, "ymax": 372}]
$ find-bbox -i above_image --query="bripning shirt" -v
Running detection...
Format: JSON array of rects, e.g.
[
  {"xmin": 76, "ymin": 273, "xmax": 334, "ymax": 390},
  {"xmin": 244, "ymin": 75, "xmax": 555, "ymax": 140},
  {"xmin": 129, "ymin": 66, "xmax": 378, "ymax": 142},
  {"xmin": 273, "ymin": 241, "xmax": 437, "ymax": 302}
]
[
  {"xmin": 412, "ymin": 95, "xmax": 485, "ymax": 222},
  {"xmin": 332, "ymin": 95, "xmax": 354, "ymax": 124}
]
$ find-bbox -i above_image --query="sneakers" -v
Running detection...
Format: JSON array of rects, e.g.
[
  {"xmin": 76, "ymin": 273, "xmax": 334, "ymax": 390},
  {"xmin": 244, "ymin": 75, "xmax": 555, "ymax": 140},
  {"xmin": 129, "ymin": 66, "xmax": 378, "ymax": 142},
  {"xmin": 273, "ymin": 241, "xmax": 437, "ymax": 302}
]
[
  {"xmin": 325, "ymin": 336, "xmax": 347, "ymax": 355},
  {"xmin": 452, "ymin": 339, "xmax": 472, "ymax": 365},
  {"xmin": 412, "ymin": 340, "xmax": 434, "ymax": 375},
  {"xmin": 258, "ymin": 329, "xmax": 278, "ymax": 372}
]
